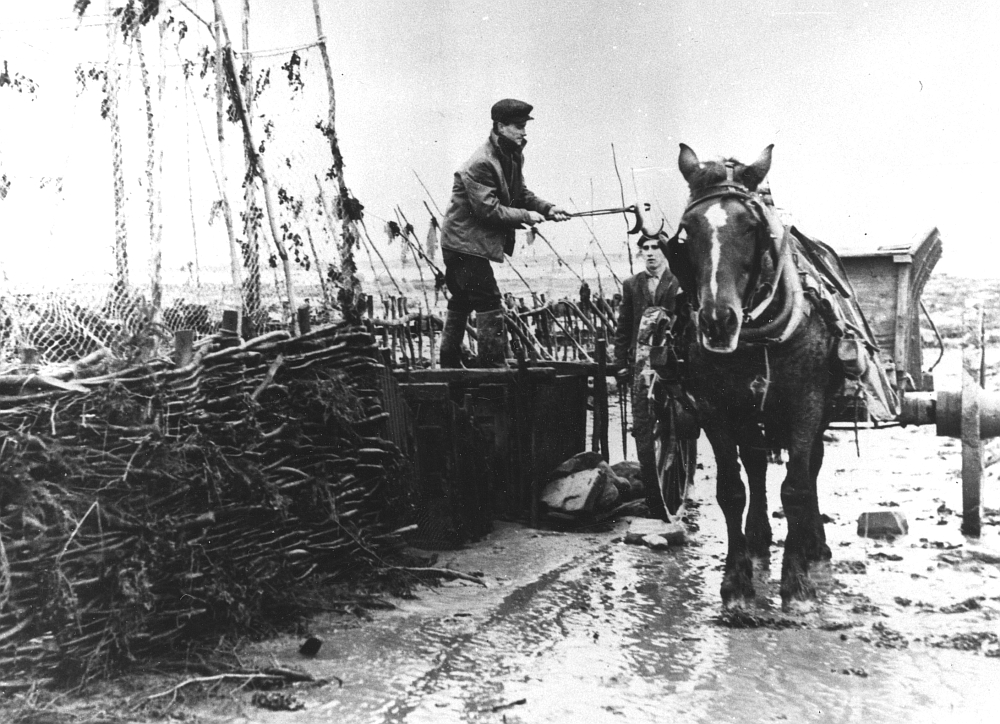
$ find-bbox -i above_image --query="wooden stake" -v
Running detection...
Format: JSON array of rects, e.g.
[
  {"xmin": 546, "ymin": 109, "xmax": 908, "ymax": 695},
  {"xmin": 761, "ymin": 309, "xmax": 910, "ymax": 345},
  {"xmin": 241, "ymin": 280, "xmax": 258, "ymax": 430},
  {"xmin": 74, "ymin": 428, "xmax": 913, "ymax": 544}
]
[
  {"xmin": 595, "ymin": 338, "xmax": 610, "ymax": 461},
  {"xmin": 212, "ymin": 5, "xmax": 244, "ymax": 332},
  {"xmin": 106, "ymin": 0, "xmax": 129, "ymax": 288},
  {"xmin": 212, "ymin": 0, "xmax": 298, "ymax": 335},
  {"xmin": 312, "ymin": 0, "xmax": 364, "ymax": 321},
  {"xmin": 962, "ymin": 304, "xmax": 983, "ymax": 536},
  {"xmin": 137, "ymin": 26, "xmax": 162, "ymax": 321},
  {"xmin": 240, "ymin": 0, "xmax": 262, "ymax": 329}
]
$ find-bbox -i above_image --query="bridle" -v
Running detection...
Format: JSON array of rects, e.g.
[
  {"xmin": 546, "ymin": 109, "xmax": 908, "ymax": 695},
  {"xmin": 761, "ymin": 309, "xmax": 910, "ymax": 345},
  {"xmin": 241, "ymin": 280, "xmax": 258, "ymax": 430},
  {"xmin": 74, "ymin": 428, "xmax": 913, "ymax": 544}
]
[{"xmin": 668, "ymin": 165, "xmax": 805, "ymax": 345}]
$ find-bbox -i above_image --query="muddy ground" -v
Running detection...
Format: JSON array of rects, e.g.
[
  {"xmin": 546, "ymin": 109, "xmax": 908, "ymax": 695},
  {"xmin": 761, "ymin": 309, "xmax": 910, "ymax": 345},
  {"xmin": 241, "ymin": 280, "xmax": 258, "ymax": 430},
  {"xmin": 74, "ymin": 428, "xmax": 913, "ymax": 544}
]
[{"xmin": 7, "ymin": 346, "xmax": 1000, "ymax": 723}]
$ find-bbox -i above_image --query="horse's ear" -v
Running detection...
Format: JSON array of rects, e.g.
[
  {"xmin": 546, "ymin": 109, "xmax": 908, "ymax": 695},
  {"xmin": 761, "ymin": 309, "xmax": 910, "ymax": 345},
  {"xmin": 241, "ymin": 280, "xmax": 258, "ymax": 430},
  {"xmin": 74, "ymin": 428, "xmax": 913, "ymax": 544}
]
[
  {"xmin": 743, "ymin": 144, "xmax": 774, "ymax": 190},
  {"xmin": 678, "ymin": 144, "xmax": 700, "ymax": 183}
]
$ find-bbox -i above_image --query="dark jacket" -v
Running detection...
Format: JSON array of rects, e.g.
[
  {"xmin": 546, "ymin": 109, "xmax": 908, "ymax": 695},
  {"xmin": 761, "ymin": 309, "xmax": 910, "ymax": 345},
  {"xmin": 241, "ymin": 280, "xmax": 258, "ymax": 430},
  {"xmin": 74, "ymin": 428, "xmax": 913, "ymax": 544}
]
[
  {"xmin": 440, "ymin": 132, "xmax": 554, "ymax": 263},
  {"xmin": 614, "ymin": 268, "xmax": 681, "ymax": 365}
]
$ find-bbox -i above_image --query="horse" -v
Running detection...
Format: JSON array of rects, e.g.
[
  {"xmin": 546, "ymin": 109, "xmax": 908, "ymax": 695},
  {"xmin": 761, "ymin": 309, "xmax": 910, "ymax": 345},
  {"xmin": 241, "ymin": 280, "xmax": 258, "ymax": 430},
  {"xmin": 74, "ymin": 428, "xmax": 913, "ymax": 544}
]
[{"xmin": 666, "ymin": 143, "xmax": 845, "ymax": 610}]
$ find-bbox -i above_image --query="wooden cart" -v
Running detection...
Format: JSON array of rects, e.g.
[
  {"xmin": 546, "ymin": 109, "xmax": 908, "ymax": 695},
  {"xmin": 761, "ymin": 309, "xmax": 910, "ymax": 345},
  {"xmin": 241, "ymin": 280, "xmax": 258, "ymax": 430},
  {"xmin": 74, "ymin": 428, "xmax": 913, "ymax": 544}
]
[{"xmin": 837, "ymin": 227, "xmax": 943, "ymax": 392}]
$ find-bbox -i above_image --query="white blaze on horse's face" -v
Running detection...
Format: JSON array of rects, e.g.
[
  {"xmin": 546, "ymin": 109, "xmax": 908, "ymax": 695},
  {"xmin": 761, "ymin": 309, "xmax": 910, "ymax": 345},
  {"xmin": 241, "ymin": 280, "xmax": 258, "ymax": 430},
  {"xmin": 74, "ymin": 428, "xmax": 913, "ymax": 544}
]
[
  {"xmin": 703, "ymin": 202, "xmax": 729, "ymax": 301},
  {"xmin": 687, "ymin": 199, "xmax": 751, "ymax": 354}
]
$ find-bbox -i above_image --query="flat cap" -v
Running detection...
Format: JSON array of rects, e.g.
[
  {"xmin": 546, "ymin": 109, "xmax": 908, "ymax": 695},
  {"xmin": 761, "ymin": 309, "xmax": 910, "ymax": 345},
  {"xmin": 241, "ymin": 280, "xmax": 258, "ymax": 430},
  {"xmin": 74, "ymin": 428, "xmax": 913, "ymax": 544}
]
[
  {"xmin": 491, "ymin": 98, "xmax": 534, "ymax": 124},
  {"xmin": 636, "ymin": 232, "xmax": 667, "ymax": 250}
]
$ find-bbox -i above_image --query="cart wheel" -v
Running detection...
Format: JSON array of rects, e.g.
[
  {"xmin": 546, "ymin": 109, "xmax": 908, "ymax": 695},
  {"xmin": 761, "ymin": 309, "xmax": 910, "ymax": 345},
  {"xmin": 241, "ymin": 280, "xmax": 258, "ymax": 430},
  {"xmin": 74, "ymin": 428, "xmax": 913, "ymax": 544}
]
[{"xmin": 654, "ymin": 427, "xmax": 696, "ymax": 521}]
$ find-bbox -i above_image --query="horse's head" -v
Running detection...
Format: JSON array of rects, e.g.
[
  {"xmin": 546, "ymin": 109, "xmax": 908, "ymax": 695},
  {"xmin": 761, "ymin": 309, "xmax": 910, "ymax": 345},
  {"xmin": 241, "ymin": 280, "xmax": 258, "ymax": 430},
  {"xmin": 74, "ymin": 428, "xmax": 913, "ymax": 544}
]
[{"xmin": 674, "ymin": 143, "xmax": 773, "ymax": 353}]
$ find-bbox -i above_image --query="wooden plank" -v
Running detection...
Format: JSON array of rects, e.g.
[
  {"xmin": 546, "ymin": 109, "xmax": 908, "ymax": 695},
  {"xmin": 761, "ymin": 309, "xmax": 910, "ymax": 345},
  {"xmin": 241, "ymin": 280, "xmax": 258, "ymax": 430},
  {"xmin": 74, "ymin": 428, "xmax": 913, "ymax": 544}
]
[
  {"xmin": 893, "ymin": 260, "xmax": 912, "ymax": 388},
  {"xmin": 962, "ymin": 306, "xmax": 983, "ymax": 537},
  {"xmin": 594, "ymin": 339, "xmax": 610, "ymax": 461},
  {"xmin": 841, "ymin": 257, "xmax": 897, "ymax": 354},
  {"xmin": 393, "ymin": 368, "xmax": 557, "ymax": 384},
  {"xmin": 397, "ymin": 382, "xmax": 450, "ymax": 401}
]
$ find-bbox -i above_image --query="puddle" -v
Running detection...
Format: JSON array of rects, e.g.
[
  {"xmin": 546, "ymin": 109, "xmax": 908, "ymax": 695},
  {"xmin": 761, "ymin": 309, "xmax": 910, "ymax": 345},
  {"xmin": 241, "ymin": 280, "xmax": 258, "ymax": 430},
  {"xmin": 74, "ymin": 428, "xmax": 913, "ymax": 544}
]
[{"xmin": 236, "ymin": 421, "xmax": 1000, "ymax": 724}]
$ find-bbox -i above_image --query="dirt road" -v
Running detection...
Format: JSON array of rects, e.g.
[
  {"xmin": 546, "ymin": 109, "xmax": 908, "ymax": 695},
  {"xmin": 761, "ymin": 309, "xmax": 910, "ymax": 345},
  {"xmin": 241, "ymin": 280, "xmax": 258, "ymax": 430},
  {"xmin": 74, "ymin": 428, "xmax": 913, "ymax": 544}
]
[{"xmin": 203, "ymin": 405, "xmax": 1000, "ymax": 724}]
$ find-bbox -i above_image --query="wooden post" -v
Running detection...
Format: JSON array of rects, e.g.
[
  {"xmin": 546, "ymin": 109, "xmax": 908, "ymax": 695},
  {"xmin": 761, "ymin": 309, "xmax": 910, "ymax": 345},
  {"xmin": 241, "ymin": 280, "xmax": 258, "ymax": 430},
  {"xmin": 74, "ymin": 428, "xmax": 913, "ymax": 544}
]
[
  {"xmin": 962, "ymin": 304, "xmax": 983, "ymax": 536},
  {"xmin": 212, "ymin": 0, "xmax": 298, "ymax": 334},
  {"xmin": 311, "ymin": 0, "xmax": 364, "ymax": 320},
  {"xmin": 18, "ymin": 347, "xmax": 39, "ymax": 373},
  {"xmin": 240, "ymin": 0, "xmax": 262, "ymax": 328},
  {"xmin": 514, "ymin": 350, "xmax": 539, "ymax": 528},
  {"xmin": 221, "ymin": 309, "xmax": 239, "ymax": 333},
  {"xmin": 220, "ymin": 309, "xmax": 241, "ymax": 348},
  {"xmin": 208, "ymin": 6, "xmax": 245, "ymax": 332},
  {"xmin": 297, "ymin": 305, "xmax": 311, "ymax": 336},
  {"xmin": 105, "ymin": 0, "xmax": 129, "ymax": 288},
  {"xmin": 174, "ymin": 330, "xmax": 194, "ymax": 366},
  {"xmin": 892, "ymin": 255, "xmax": 912, "ymax": 390},
  {"xmin": 136, "ymin": 25, "xmax": 162, "ymax": 322},
  {"xmin": 594, "ymin": 338, "xmax": 610, "ymax": 461},
  {"xmin": 416, "ymin": 312, "xmax": 424, "ymax": 363}
]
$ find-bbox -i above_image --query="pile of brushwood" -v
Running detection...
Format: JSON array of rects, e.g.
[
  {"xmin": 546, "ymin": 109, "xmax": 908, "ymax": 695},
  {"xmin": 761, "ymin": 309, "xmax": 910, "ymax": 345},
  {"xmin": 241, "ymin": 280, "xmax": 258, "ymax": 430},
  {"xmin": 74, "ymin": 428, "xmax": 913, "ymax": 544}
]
[{"xmin": 0, "ymin": 323, "xmax": 412, "ymax": 686}]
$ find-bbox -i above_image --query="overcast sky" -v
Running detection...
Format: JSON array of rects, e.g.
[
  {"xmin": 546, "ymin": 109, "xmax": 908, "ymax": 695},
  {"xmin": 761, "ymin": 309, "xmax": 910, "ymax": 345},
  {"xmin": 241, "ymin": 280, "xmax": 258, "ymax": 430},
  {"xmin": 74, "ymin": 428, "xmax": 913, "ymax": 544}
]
[{"xmin": 2, "ymin": 0, "xmax": 998, "ymax": 283}]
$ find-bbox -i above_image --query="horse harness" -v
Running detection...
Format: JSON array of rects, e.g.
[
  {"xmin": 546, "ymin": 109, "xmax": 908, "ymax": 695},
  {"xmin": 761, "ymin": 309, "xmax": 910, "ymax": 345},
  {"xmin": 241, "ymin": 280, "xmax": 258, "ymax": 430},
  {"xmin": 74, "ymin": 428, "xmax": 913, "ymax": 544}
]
[
  {"xmin": 665, "ymin": 166, "xmax": 867, "ymax": 422},
  {"xmin": 669, "ymin": 164, "xmax": 813, "ymax": 346}
]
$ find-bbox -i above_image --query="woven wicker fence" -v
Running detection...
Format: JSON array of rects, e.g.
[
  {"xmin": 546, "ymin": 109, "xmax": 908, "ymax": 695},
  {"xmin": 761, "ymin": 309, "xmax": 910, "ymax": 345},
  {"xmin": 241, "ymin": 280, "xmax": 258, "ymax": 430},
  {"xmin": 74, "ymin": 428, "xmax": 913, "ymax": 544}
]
[{"xmin": 0, "ymin": 322, "xmax": 411, "ymax": 685}]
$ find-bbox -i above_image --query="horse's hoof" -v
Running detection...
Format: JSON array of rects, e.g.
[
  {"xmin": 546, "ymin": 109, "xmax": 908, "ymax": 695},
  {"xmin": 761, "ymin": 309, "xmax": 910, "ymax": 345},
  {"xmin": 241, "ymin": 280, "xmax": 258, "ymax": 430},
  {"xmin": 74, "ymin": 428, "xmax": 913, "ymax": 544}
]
[
  {"xmin": 721, "ymin": 576, "xmax": 755, "ymax": 608},
  {"xmin": 722, "ymin": 594, "xmax": 754, "ymax": 612},
  {"xmin": 750, "ymin": 554, "xmax": 772, "ymax": 574},
  {"xmin": 781, "ymin": 596, "xmax": 819, "ymax": 615},
  {"xmin": 807, "ymin": 559, "xmax": 834, "ymax": 586},
  {"xmin": 779, "ymin": 575, "xmax": 817, "ymax": 609}
]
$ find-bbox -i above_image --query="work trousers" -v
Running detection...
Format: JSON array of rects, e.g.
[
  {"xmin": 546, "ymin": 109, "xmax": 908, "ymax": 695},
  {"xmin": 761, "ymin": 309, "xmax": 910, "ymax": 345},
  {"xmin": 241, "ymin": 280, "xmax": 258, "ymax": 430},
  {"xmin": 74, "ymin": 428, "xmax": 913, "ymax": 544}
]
[
  {"xmin": 631, "ymin": 370, "xmax": 657, "ymax": 490},
  {"xmin": 443, "ymin": 249, "xmax": 502, "ymax": 314}
]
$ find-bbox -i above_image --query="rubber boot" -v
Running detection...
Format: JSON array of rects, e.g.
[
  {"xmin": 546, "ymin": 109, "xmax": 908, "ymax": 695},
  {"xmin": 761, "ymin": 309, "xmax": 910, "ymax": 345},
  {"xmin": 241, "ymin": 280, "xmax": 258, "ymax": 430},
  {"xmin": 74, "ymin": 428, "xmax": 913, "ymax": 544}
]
[
  {"xmin": 439, "ymin": 309, "xmax": 468, "ymax": 368},
  {"xmin": 475, "ymin": 309, "xmax": 508, "ymax": 368}
]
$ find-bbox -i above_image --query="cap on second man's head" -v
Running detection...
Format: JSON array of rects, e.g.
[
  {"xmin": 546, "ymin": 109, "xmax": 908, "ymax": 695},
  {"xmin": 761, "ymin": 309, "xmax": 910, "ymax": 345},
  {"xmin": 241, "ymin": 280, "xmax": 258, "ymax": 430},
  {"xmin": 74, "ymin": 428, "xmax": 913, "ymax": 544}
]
[
  {"xmin": 491, "ymin": 98, "xmax": 534, "ymax": 124},
  {"xmin": 636, "ymin": 233, "xmax": 667, "ymax": 250}
]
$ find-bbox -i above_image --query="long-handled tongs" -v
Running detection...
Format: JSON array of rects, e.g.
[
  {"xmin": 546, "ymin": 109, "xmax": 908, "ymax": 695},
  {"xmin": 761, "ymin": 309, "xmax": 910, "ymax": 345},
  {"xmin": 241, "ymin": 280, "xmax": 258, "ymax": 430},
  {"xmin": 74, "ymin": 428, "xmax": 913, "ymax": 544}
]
[{"xmin": 565, "ymin": 203, "xmax": 663, "ymax": 236}]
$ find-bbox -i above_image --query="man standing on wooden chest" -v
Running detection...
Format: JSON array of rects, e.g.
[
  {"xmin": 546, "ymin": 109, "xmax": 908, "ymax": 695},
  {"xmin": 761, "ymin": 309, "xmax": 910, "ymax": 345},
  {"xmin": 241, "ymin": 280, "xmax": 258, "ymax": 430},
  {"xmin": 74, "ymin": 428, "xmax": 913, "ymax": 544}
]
[{"xmin": 439, "ymin": 99, "xmax": 569, "ymax": 367}]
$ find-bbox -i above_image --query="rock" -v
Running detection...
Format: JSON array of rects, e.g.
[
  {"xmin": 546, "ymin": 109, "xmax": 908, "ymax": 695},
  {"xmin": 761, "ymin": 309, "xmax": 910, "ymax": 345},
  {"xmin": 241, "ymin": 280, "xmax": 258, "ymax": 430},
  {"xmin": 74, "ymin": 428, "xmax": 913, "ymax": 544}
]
[
  {"xmin": 596, "ymin": 479, "xmax": 620, "ymax": 512},
  {"xmin": 541, "ymin": 468, "xmax": 608, "ymax": 515},
  {"xmin": 624, "ymin": 518, "xmax": 687, "ymax": 548},
  {"xmin": 597, "ymin": 461, "xmax": 631, "ymax": 497},
  {"xmin": 549, "ymin": 451, "xmax": 604, "ymax": 480},
  {"xmin": 643, "ymin": 534, "xmax": 671, "ymax": 550},
  {"xmin": 299, "ymin": 636, "xmax": 322, "ymax": 657},
  {"xmin": 857, "ymin": 511, "xmax": 908, "ymax": 539},
  {"xmin": 610, "ymin": 461, "xmax": 645, "ymax": 500},
  {"xmin": 611, "ymin": 460, "xmax": 640, "ymax": 480}
]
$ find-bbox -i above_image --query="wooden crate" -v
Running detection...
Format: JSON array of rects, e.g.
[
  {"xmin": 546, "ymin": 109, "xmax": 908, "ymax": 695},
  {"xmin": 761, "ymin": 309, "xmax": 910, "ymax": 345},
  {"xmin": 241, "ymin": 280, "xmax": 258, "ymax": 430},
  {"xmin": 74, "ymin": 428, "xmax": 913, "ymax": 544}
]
[
  {"xmin": 838, "ymin": 227, "xmax": 942, "ymax": 391},
  {"xmin": 394, "ymin": 365, "xmax": 592, "ymax": 541}
]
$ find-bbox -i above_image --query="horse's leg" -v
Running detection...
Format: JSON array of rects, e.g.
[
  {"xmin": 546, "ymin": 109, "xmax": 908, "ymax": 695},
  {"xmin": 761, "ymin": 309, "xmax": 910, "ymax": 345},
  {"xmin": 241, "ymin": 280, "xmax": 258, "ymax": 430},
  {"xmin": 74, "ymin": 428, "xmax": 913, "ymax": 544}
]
[
  {"xmin": 708, "ymin": 430, "xmax": 754, "ymax": 606},
  {"xmin": 741, "ymin": 441, "xmax": 772, "ymax": 565},
  {"xmin": 807, "ymin": 432, "xmax": 832, "ymax": 564},
  {"xmin": 779, "ymin": 416, "xmax": 823, "ymax": 607}
]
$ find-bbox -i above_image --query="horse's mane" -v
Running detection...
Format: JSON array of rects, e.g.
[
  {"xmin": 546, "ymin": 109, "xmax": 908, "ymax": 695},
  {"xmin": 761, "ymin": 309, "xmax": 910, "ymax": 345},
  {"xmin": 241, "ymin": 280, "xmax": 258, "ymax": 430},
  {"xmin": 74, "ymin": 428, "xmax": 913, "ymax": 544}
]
[{"xmin": 685, "ymin": 157, "xmax": 767, "ymax": 194}]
